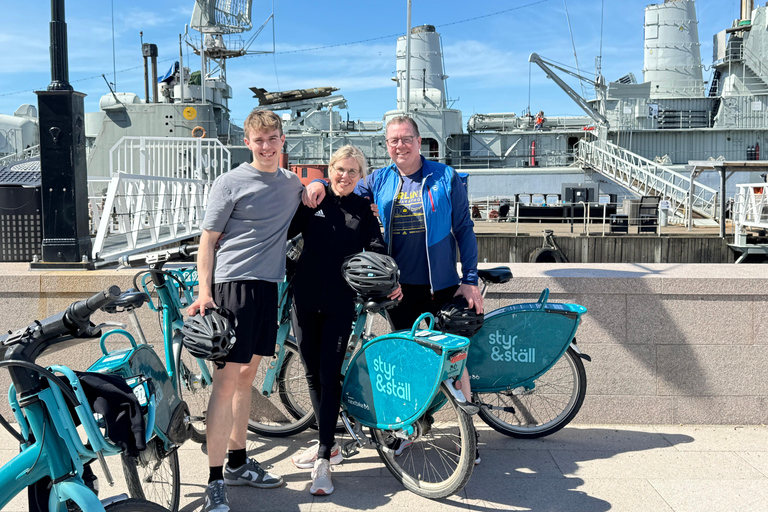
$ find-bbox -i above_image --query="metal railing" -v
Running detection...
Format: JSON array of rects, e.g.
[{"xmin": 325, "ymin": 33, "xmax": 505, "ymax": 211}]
[
  {"xmin": 89, "ymin": 174, "xmax": 211, "ymax": 260},
  {"xmin": 109, "ymin": 136, "xmax": 230, "ymax": 181},
  {"xmin": 0, "ymin": 144, "xmax": 40, "ymax": 166},
  {"xmin": 87, "ymin": 136, "xmax": 231, "ymax": 261},
  {"xmin": 724, "ymin": 40, "xmax": 768, "ymax": 89},
  {"xmin": 577, "ymin": 139, "xmax": 718, "ymax": 221},
  {"xmin": 733, "ymin": 183, "xmax": 768, "ymax": 244}
]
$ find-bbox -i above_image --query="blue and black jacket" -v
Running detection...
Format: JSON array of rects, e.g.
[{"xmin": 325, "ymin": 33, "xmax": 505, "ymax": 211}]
[{"xmin": 355, "ymin": 156, "xmax": 478, "ymax": 292}]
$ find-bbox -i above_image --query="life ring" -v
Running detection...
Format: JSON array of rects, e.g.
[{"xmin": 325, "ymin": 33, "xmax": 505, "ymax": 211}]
[
  {"xmin": 191, "ymin": 126, "xmax": 206, "ymax": 138},
  {"xmin": 529, "ymin": 247, "xmax": 566, "ymax": 263}
]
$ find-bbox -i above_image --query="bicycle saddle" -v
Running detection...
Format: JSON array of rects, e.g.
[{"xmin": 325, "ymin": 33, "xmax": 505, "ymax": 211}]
[
  {"xmin": 103, "ymin": 290, "xmax": 151, "ymax": 313},
  {"xmin": 362, "ymin": 298, "xmax": 401, "ymax": 314},
  {"xmin": 477, "ymin": 267, "xmax": 513, "ymax": 284}
]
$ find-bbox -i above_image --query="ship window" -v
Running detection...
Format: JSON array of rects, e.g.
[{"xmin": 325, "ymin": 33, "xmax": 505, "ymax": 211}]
[{"xmin": 302, "ymin": 168, "xmax": 307, "ymax": 178}]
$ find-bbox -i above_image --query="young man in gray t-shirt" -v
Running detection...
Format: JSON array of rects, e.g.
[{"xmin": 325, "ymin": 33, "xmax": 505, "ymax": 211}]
[{"xmin": 188, "ymin": 110, "xmax": 303, "ymax": 512}]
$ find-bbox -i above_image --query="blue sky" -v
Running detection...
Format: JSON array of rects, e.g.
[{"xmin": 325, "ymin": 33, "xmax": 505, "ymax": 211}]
[{"xmin": 0, "ymin": 1, "xmax": 741, "ymax": 128}]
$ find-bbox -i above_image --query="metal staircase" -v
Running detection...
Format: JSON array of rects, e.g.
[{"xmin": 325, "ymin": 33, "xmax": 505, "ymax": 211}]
[{"xmin": 577, "ymin": 139, "xmax": 719, "ymax": 222}]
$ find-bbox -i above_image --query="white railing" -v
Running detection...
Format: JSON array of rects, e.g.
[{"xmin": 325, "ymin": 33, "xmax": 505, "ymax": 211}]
[
  {"xmin": 577, "ymin": 139, "xmax": 719, "ymax": 221},
  {"xmin": 0, "ymin": 144, "xmax": 40, "ymax": 166},
  {"xmin": 733, "ymin": 183, "xmax": 768, "ymax": 245},
  {"xmin": 87, "ymin": 136, "xmax": 232, "ymax": 261},
  {"xmin": 109, "ymin": 136, "xmax": 230, "ymax": 181},
  {"xmin": 89, "ymin": 173, "xmax": 212, "ymax": 260}
]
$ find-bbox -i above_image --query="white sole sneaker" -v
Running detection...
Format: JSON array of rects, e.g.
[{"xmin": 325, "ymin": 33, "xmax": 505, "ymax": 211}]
[
  {"xmin": 310, "ymin": 459, "xmax": 334, "ymax": 495},
  {"xmin": 293, "ymin": 443, "xmax": 343, "ymax": 469}
]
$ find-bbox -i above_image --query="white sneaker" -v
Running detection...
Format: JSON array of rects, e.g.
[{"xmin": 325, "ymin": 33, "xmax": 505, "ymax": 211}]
[
  {"xmin": 310, "ymin": 459, "xmax": 334, "ymax": 496},
  {"xmin": 292, "ymin": 440, "xmax": 343, "ymax": 469}
]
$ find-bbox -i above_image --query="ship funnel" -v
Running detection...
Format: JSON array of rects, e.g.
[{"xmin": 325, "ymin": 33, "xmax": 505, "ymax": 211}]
[
  {"xmin": 741, "ymin": 0, "xmax": 754, "ymax": 21},
  {"xmin": 395, "ymin": 25, "xmax": 447, "ymax": 110},
  {"xmin": 643, "ymin": 0, "xmax": 704, "ymax": 98}
]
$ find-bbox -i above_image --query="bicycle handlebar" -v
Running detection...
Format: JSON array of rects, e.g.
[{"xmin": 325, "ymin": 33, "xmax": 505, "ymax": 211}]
[
  {"xmin": 68, "ymin": 286, "xmax": 122, "ymax": 325},
  {"xmin": 93, "ymin": 244, "xmax": 200, "ymax": 269}
]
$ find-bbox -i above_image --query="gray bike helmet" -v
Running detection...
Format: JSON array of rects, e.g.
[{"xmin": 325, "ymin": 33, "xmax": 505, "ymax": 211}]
[
  {"xmin": 342, "ymin": 252, "xmax": 400, "ymax": 299},
  {"xmin": 436, "ymin": 296, "xmax": 484, "ymax": 338},
  {"xmin": 181, "ymin": 308, "xmax": 236, "ymax": 362}
]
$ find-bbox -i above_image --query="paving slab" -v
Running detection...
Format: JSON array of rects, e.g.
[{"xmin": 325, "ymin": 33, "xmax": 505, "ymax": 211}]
[{"xmin": 1, "ymin": 424, "xmax": 767, "ymax": 512}]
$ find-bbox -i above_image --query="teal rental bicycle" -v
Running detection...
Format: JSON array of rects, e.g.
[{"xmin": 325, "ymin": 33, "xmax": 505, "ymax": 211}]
[
  {"xmin": 0, "ymin": 287, "xmax": 169, "ymax": 512},
  {"xmin": 103, "ymin": 244, "xmax": 213, "ymax": 446},
  {"xmin": 253, "ymin": 279, "xmax": 479, "ymax": 499},
  {"xmin": 91, "ymin": 245, "xmax": 216, "ymax": 510},
  {"xmin": 339, "ymin": 311, "xmax": 478, "ymax": 498},
  {"xmin": 249, "ymin": 266, "xmax": 589, "ymax": 440}
]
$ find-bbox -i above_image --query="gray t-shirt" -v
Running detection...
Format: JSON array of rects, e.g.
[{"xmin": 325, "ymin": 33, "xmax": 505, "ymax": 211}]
[{"xmin": 202, "ymin": 162, "xmax": 303, "ymax": 283}]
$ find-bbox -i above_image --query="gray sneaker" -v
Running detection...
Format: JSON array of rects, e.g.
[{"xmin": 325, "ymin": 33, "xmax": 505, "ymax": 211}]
[
  {"xmin": 203, "ymin": 480, "xmax": 229, "ymax": 512},
  {"xmin": 224, "ymin": 457, "xmax": 283, "ymax": 488}
]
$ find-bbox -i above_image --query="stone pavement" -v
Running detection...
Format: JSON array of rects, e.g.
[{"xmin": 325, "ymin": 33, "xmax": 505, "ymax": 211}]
[{"xmin": 2, "ymin": 423, "xmax": 767, "ymax": 512}]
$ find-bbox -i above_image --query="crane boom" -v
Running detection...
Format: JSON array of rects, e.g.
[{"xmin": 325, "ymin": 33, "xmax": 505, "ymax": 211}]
[{"xmin": 528, "ymin": 52, "xmax": 609, "ymax": 128}]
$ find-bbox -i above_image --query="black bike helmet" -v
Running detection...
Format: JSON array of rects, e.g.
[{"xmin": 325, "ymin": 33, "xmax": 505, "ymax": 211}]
[
  {"xmin": 436, "ymin": 296, "xmax": 484, "ymax": 338},
  {"xmin": 342, "ymin": 252, "xmax": 400, "ymax": 299},
  {"xmin": 181, "ymin": 308, "xmax": 236, "ymax": 362}
]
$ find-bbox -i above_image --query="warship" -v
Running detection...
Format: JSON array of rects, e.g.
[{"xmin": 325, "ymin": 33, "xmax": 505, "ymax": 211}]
[{"xmin": 1, "ymin": 0, "xmax": 767, "ymax": 263}]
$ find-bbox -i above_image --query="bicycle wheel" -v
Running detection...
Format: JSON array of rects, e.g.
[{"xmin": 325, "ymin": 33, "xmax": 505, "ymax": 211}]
[
  {"xmin": 121, "ymin": 439, "xmax": 181, "ymax": 512},
  {"xmin": 248, "ymin": 337, "xmax": 316, "ymax": 437},
  {"xmin": 104, "ymin": 498, "xmax": 173, "ymax": 512},
  {"xmin": 477, "ymin": 346, "xmax": 587, "ymax": 439},
  {"xmin": 370, "ymin": 385, "xmax": 476, "ymax": 499},
  {"xmin": 176, "ymin": 347, "xmax": 214, "ymax": 443}
]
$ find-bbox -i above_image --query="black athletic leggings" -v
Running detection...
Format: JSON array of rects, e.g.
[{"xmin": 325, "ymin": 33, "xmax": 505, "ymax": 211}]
[{"xmin": 291, "ymin": 301, "xmax": 355, "ymax": 461}]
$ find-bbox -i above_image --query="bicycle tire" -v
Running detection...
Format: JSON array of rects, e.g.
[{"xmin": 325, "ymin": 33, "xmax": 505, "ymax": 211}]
[
  {"xmin": 369, "ymin": 385, "xmax": 476, "ymax": 499},
  {"xmin": 104, "ymin": 498, "xmax": 173, "ymax": 512},
  {"xmin": 176, "ymin": 347, "xmax": 214, "ymax": 444},
  {"xmin": 247, "ymin": 337, "xmax": 316, "ymax": 437},
  {"xmin": 121, "ymin": 441, "xmax": 181, "ymax": 512},
  {"xmin": 477, "ymin": 346, "xmax": 587, "ymax": 439}
]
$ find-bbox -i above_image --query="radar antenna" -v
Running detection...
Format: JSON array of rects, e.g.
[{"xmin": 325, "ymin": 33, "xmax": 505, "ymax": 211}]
[
  {"xmin": 190, "ymin": 0, "xmax": 253, "ymax": 35},
  {"xmin": 184, "ymin": 0, "xmax": 274, "ymax": 106}
]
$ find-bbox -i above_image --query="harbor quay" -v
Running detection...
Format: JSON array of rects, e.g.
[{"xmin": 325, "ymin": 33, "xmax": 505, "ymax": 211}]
[
  {"xmin": 0, "ymin": 262, "xmax": 767, "ymax": 511},
  {"xmin": 0, "ymin": 262, "xmax": 766, "ymax": 424}
]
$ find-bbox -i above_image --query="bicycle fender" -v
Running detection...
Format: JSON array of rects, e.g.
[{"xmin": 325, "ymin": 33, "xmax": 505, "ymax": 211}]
[
  {"xmin": 50, "ymin": 480, "xmax": 104, "ymax": 512},
  {"xmin": 569, "ymin": 340, "xmax": 592, "ymax": 362},
  {"xmin": 442, "ymin": 380, "xmax": 479, "ymax": 416}
]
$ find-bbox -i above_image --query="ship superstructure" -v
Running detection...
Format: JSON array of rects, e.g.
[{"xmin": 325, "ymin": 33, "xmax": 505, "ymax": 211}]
[{"xmin": 2, "ymin": 0, "xmax": 767, "ymax": 262}]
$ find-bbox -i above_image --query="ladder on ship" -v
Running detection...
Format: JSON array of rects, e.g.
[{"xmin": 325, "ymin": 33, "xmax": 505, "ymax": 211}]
[{"xmin": 576, "ymin": 138, "xmax": 719, "ymax": 223}]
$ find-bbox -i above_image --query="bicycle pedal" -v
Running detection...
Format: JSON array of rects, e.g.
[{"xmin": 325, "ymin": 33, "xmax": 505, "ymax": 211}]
[{"xmin": 341, "ymin": 440, "xmax": 360, "ymax": 458}]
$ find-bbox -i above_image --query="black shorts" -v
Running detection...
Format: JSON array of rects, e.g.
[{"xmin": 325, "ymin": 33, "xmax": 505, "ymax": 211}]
[{"xmin": 213, "ymin": 280, "xmax": 278, "ymax": 363}]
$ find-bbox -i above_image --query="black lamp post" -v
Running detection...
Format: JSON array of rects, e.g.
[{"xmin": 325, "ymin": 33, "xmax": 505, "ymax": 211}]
[{"xmin": 32, "ymin": 0, "xmax": 93, "ymax": 269}]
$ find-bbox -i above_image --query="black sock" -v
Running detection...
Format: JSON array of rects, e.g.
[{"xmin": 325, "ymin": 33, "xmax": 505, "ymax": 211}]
[
  {"xmin": 209, "ymin": 466, "xmax": 224, "ymax": 483},
  {"xmin": 228, "ymin": 448, "xmax": 247, "ymax": 469}
]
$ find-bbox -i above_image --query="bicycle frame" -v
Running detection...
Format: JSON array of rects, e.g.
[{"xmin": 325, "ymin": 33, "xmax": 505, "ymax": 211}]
[
  {"xmin": 136, "ymin": 265, "xmax": 210, "ymax": 395},
  {"xmin": 260, "ymin": 279, "xmax": 294, "ymax": 396},
  {"xmin": 1, "ymin": 365, "xmax": 147, "ymax": 511},
  {"xmin": 259, "ymin": 286, "xmax": 381, "ymax": 398}
]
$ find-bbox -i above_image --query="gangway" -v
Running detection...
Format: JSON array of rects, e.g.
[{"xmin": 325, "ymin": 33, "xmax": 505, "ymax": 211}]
[
  {"xmin": 577, "ymin": 138, "xmax": 719, "ymax": 223},
  {"xmin": 89, "ymin": 135, "xmax": 230, "ymax": 261},
  {"xmin": 730, "ymin": 182, "xmax": 768, "ymax": 262}
]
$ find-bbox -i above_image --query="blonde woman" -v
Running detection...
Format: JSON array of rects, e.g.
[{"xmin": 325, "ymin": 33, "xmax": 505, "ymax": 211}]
[{"xmin": 287, "ymin": 145, "xmax": 401, "ymax": 495}]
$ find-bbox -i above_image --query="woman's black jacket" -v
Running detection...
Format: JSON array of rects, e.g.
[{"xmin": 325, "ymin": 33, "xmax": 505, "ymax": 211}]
[{"xmin": 288, "ymin": 183, "xmax": 387, "ymax": 314}]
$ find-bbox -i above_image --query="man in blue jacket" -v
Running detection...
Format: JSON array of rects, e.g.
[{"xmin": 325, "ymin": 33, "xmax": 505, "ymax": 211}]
[{"xmin": 303, "ymin": 116, "xmax": 483, "ymax": 462}]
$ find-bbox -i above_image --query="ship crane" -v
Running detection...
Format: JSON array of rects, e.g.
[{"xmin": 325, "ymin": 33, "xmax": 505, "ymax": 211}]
[{"xmin": 528, "ymin": 53, "xmax": 609, "ymax": 140}]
